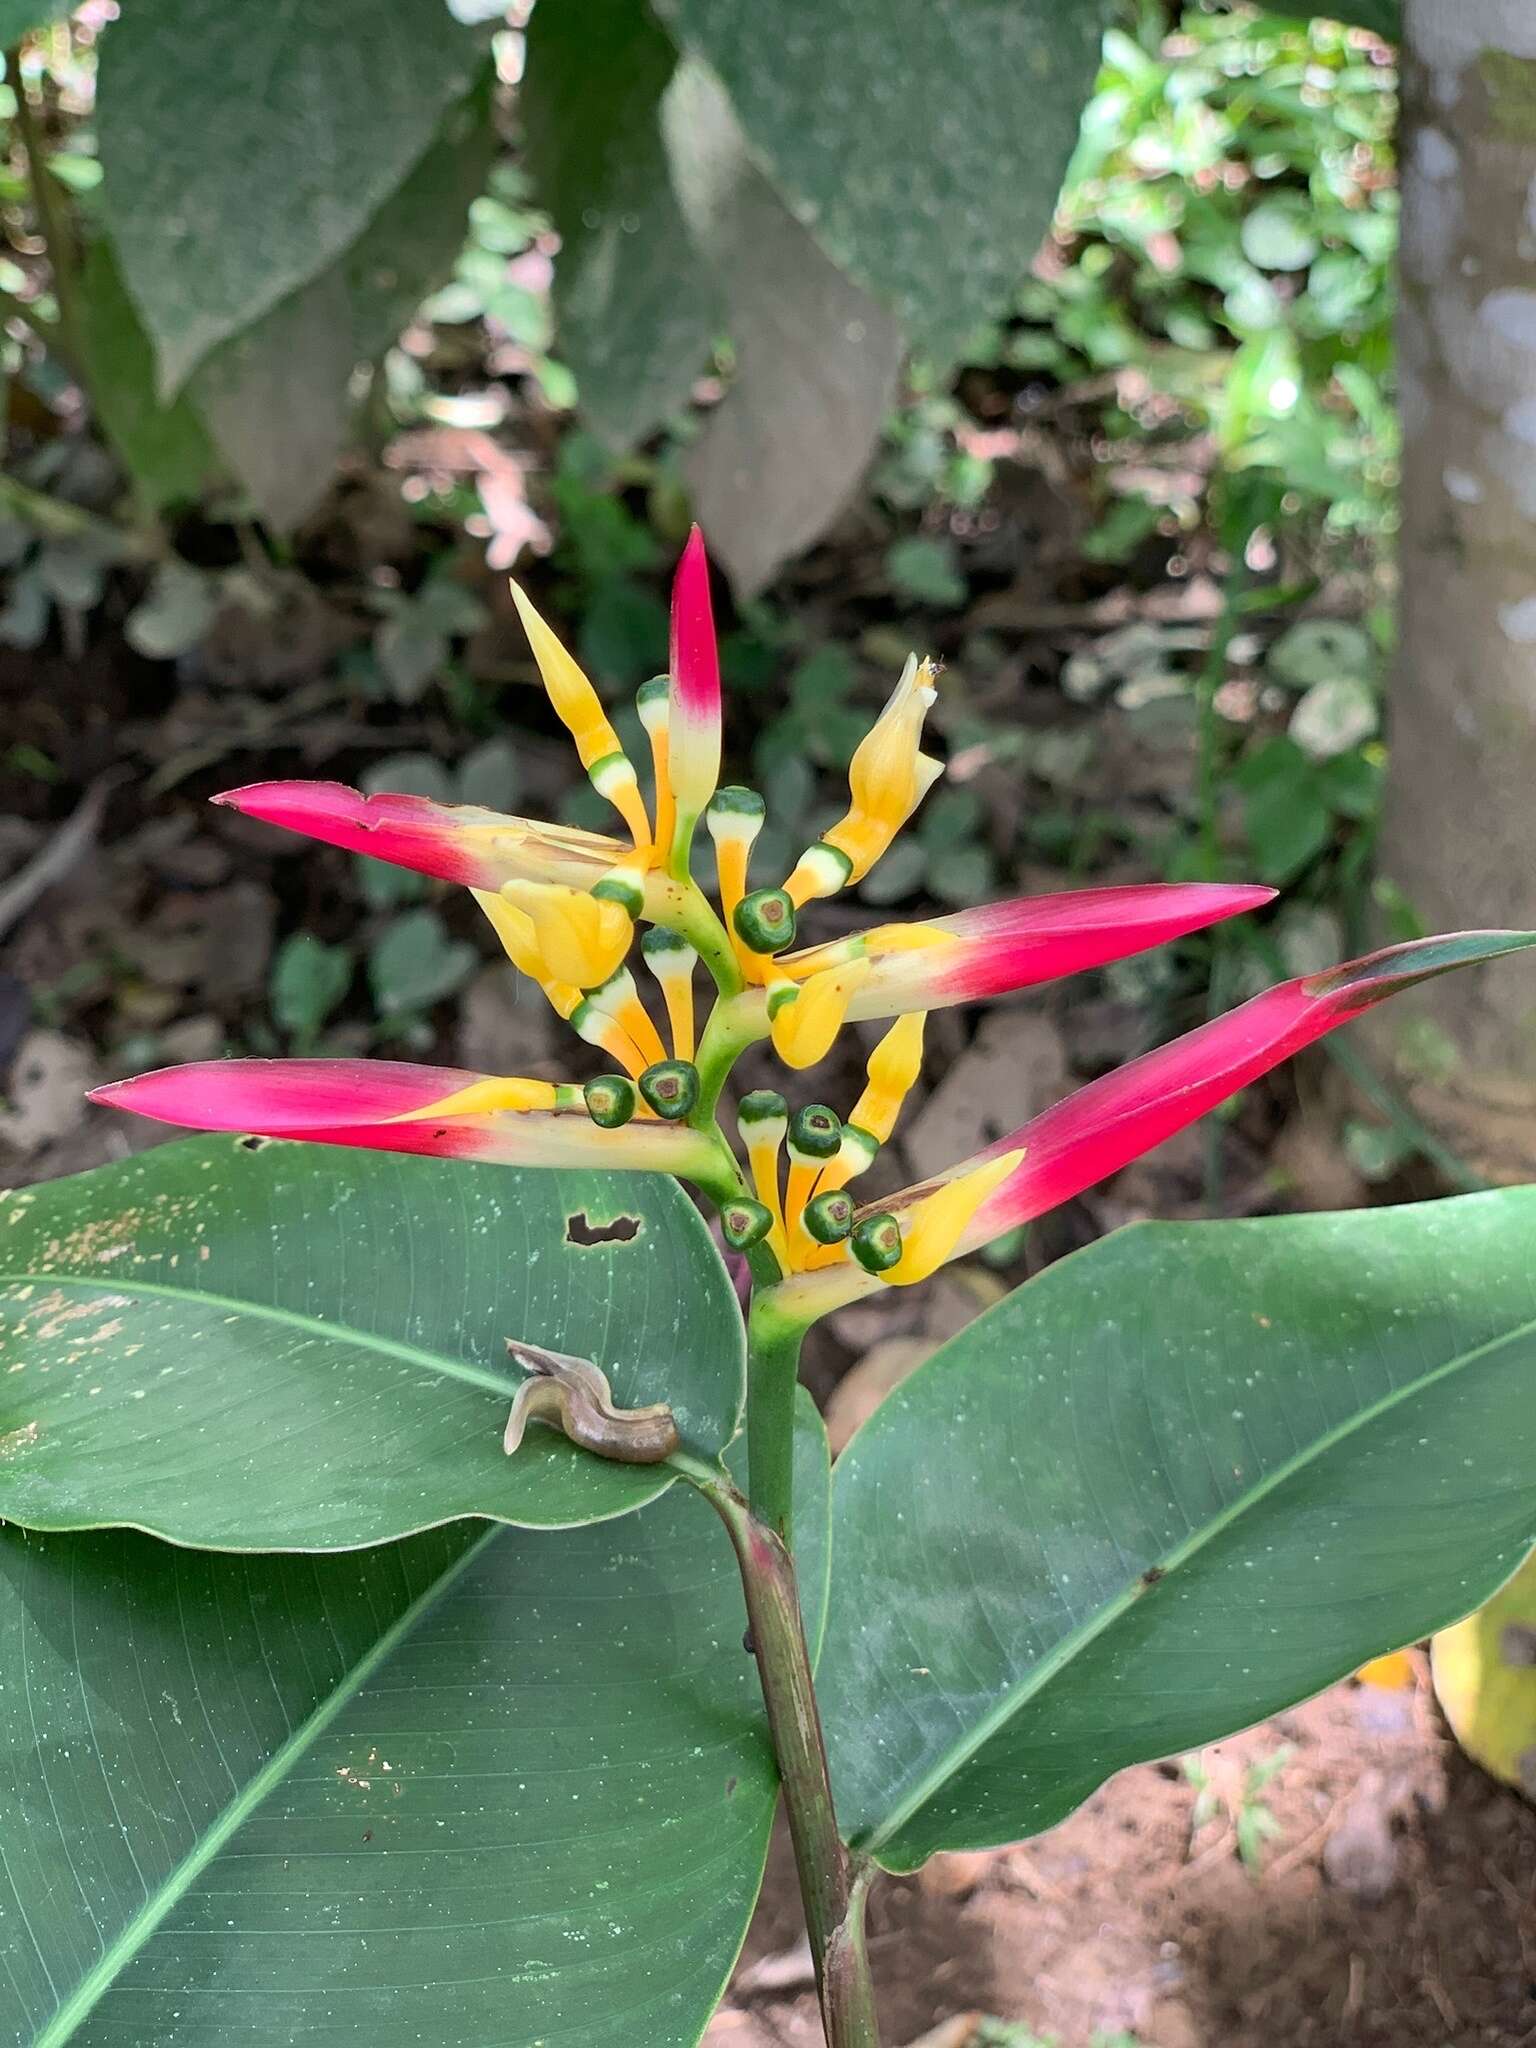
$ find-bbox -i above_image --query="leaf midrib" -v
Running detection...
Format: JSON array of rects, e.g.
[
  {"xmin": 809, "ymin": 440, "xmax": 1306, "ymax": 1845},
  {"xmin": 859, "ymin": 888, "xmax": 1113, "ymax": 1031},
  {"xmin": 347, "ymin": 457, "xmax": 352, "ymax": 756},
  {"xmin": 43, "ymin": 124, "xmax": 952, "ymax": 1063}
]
[
  {"xmin": 852, "ymin": 1308, "xmax": 1536, "ymax": 1858},
  {"xmin": 2, "ymin": 1268, "xmax": 518, "ymax": 1398},
  {"xmin": 32, "ymin": 1523, "xmax": 502, "ymax": 2047}
]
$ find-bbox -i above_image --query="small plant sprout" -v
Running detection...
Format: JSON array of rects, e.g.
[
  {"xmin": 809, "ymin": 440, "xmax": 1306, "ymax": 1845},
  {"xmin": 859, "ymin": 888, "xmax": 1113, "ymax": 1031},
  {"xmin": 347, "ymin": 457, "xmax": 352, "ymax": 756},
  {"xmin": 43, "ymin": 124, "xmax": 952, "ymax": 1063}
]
[
  {"xmin": 57, "ymin": 533, "xmax": 1536, "ymax": 2046},
  {"xmin": 1183, "ymin": 1744, "xmax": 1292, "ymax": 1873}
]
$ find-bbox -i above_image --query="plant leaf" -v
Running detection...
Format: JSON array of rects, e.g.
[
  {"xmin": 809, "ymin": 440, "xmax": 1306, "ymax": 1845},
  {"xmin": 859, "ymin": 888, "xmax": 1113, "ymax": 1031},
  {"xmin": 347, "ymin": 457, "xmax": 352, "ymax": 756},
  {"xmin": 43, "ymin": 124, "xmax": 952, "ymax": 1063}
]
[
  {"xmin": 96, "ymin": 0, "xmax": 481, "ymax": 394},
  {"xmin": 663, "ymin": 61, "xmax": 904, "ymax": 595},
  {"xmin": 76, "ymin": 239, "xmax": 217, "ymax": 510},
  {"xmin": 0, "ymin": 1398, "xmax": 829, "ymax": 2046},
  {"xmin": 0, "ymin": 1135, "xmax": 744, "ymax": 1548},
  {"xmin": 819, "ymin": 1189, "xmax": 1536, "ymax": 1870},
  {"xmin": 523, "ymin": 0, "xmax": 720, "ymax": 448},
  {"xmin": 0, "ymin": 0, "xmax": 72, "ymax": 42},
  {"xmin": 655, "ymin": 0, "xmax": 1110, "ymax": 355},
  {"xmin": 187, "ymin": 68, "xmax": 496, "ymax": 531}
]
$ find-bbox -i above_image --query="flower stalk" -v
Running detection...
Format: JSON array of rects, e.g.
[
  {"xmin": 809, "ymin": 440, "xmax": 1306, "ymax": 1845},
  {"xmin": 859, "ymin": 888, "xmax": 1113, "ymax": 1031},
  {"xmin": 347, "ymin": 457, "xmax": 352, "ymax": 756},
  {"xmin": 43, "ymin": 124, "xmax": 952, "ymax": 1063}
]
[
  {"xmin": 686, "ymin": 1463, "xmax": 881, "ymax": 2048},
  {"xmin": 746, "ymin": 1296, "xmax": 808, "ymax": 1544}
]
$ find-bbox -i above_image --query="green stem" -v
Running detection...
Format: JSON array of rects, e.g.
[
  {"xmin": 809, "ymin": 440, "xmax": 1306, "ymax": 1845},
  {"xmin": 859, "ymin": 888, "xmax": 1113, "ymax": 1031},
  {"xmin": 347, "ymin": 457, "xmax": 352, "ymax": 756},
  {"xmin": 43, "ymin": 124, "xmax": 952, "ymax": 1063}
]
[
  {"xmin": 823, "ymin": 1864, "xmax": 880, "ymax": 2048},
  {"xmin": 672, "ymin": 880, "xmax": 744, "ymax": 998},
  {"xmin": 693, "ymin": 987, "xmax": 769, "ymax": 1124},
  {"xmin": 746, "ymin": 1294, "xmax": 806, "ymax": 1546},
  {"xmin": 0, "ymin": 474, "xmax": 153, "ymax": 557},
  {"xmin": 685, "ymin": 1467, "xmax": 881, "ymax": 2047}
]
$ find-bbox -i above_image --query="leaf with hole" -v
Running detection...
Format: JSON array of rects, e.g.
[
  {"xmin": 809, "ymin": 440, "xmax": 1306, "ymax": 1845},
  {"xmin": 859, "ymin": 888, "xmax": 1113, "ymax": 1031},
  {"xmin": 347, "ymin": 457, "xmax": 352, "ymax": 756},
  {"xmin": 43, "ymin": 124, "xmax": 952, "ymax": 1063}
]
[
  {"xmin": 818, "ymin": 1189, "xmax": 1536, "ymax": 1870},
  {"xmin": 0, "ymin": 1135, "xmax": 744, "ymax": 1547},
  {"xmin": 0, "ymin": 1398, "xmax": 828, "ymax": 2046}
]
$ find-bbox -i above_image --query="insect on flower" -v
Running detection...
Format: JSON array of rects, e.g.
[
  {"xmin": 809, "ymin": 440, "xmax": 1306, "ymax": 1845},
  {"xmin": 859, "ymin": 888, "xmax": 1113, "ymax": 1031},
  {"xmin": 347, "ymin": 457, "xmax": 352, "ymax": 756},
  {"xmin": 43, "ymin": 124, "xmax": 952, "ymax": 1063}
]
[{"xmin": 93, "ymin": 531, "xmax": 1536, "ymax": 1336}]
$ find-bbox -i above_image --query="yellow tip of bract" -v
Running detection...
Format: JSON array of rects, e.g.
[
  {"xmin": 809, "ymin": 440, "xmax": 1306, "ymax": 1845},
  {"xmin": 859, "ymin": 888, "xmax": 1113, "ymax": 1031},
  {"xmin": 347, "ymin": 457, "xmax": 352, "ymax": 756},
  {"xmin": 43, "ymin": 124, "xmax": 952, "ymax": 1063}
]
[
  {"xmin": 819, "ymin": 654, "xmax": 942, "ymax": 887},
  {"xmin": 509, "ymin": 582, "xmax": 612, "ymax": 771},
  {"xmin": 863, "ymin": 1012, "xmax": 926, "ymax": 1111},
  {"xmin": 770, "ymin": 958, "xmax": 873, "ymax": 1070},
  {"xmin": 502, "ymin": 880, "xmax": 633, "ymax": 991},
  {"xmin": 474, "ymin": 890, "xmax": 543, "ymax": 977},
  {"xmin": 387, "ymin": 1075, "xmax": 561, "ymax": 1123},
  {"xmin": 883, "ymin": 1146, "xmax": 1023, "ymax": 1286}
]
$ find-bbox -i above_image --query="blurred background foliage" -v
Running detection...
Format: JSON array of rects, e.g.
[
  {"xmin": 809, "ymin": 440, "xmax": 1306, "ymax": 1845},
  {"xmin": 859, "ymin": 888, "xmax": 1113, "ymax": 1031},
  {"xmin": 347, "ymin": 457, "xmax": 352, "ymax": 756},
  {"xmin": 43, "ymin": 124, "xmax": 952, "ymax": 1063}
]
[{"xmin": 2, "ymin": 0, "xmax": 1423, "ymax": 1198}]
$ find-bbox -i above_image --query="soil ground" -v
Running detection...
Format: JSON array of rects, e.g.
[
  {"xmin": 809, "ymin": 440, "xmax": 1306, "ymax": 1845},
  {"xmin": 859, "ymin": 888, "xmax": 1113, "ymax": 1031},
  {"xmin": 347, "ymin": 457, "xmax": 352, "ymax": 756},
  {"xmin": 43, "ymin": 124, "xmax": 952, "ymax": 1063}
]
[{"xmin": 716, "ymin": 1673, "xmax": 1536, "ymax": 2048}]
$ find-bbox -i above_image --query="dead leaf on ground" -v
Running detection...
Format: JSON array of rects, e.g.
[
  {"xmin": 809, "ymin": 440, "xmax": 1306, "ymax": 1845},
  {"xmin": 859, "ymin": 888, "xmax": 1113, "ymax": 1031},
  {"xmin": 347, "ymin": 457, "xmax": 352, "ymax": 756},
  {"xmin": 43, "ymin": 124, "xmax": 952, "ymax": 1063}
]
[
  {"xmin": 456, "ymin": 964, "xmax": 566, "ymax": 1076},
  {"xmin": 1322, "ymin": 1767, "xmax": 1417, "ymax": 1901},
  {"xmin": 1269, "ymin": 1105, "xmax": 1369, "ymax": 1212},
  {"xmin": 119, "ymin": 881, "xmax": 275, "ymax": 999},
  {"xmin": 731, "ymin": 1940, "xmax": 816, "ymax": 1997},
  {"xmin": 898, "ymin": 2020, "xmax": 985, "ymax": 2048},
  {"xmin": 0, "ymin": 1029, "xmax": 97, "ymax": 1154},
  {"xmin": 916, "ymin": 1851, "xmax": 1005, "ymax": 1901},
  {"xmin": 901, "ymin": 1010, "xmax": 1068, "ymax": 1184}
]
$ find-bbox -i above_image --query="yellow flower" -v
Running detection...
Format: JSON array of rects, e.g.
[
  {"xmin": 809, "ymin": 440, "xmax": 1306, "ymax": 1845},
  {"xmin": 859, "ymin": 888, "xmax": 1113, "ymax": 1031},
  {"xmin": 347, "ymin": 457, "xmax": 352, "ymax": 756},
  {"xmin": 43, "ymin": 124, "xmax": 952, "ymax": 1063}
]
[
  {"xmin": 165, "ymin": 532, "xmax": 1320, "ymax": 1323},
  {"xmin": 784, "ymin": 655, "xmax": 941, "ymax": 905},
  {"xmin": 501, "ymin": 881, "xmax": 634, "ymax": 991}
]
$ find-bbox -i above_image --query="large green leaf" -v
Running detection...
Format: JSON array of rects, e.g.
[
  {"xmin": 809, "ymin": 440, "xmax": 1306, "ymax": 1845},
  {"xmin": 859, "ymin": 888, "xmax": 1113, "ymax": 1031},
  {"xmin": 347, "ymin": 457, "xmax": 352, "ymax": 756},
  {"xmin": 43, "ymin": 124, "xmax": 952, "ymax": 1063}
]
[
  {"xmin": 662, "ymin": 61, "xmax": 904, "ymax": 595},
  {"xmin": 818, "ymin": 1189, "xmax": 1536, "ymax": 1871},
  {"xmin": 0, "ymin": 1399, "xmax": 829, "ymax": 2046},
  {"xmin": 187, "ymin": 67, "xmax": 497, "ymax": 531},
  {"xmin": 95, "ymin": 0, "xmax": 480, "ymax": 394},
  {"xmin": 523, "ymin": 0, "xmax": 720, "ymax": 449},
  {"xmin": 0, "ymin": 1135, "xmax": 743, "ymax": 1548},
  {"xmin": 655, "ymin": 0, "xmax": 1110, "ymax": 355},
  {"xmin": 0, "ymin": 0, "xmax": 73, "ymax": 47},
  {"xmin": 76, "ymin": 240, "xmax": 217, "ymax": 511}
]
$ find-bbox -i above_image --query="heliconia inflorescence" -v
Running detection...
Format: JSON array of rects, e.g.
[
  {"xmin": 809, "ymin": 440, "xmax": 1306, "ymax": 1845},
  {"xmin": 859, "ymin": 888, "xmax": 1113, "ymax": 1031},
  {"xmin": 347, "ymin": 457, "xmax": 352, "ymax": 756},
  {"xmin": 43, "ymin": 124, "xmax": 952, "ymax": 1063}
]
[{"xmin": 94, "ymin": 529, "xmax": 1536, "ymax": 1325}]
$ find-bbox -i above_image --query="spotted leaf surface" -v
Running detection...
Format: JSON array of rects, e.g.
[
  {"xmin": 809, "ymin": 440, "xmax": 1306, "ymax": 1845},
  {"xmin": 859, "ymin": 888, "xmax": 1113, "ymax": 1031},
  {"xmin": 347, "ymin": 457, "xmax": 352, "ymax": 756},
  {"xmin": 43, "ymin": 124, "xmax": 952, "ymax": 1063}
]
[
  {"xmin": 0, "ymin": 1136, "xmax": 743, "ymax": 1548},
  {"xmin": 819, "ymin": 1190, "xmax": 1536, "ymax": 1869}
]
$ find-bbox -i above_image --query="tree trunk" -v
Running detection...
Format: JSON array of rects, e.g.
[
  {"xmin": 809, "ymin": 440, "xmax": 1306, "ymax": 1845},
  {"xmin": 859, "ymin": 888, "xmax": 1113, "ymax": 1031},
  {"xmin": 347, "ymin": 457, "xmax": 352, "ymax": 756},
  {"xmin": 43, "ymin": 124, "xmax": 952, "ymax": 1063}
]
[{"xmin": 1380, "ymin": 2, "xmax": 1536, "ymax": 1176}]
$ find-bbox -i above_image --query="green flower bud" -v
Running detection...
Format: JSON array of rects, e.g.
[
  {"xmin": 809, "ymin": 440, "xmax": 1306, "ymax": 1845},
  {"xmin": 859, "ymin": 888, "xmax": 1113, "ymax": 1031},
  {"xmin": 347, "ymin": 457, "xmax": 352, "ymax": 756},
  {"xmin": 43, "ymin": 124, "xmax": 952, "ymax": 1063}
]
[
  {"xmin": 851, "ymin": 1212, "xmax": 903, "ymax": 1274},
  {"xmin": 803, "ymin": 1189, "xmax": 855, "ymax": 1245},
  {"xmin": 787, "ymin": 1103, "xmax": 842, "ymax": 1163},
  {"xmin": 641, "ymin": 925, "xmax": 694, "ymax": 963},
  {"xmin": 636, "ymin": 675, "xmax": 671, "ymax": 728},
  {"xmin": 737, "ymin": 1088, "xmax": 789, "ymax": 1135},
  {"xmin": 732, "ymin": 887, "xmax": 797, "ymax": 955},
  {"xmin": 639, "ymin": 1059, "xmax": 700, "ymax": 1121},
  {"xmin": 591, "ymin": 868, "xmax": 645, "ymax": 916},
  {"xmin": 835, "ymin": 1124, "xmax": 881, "ymax": 1179},
  {"xmin": 706, "ymin": 785, "xmax": 767, "ymax": 838},
  {"xmin": 720, "ymin": 1198, "xmax": 774, "ymax": 1251},
  {"xmin": 583, "ymin": 1075, "xmax": 637, "ymax": 1129}
]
